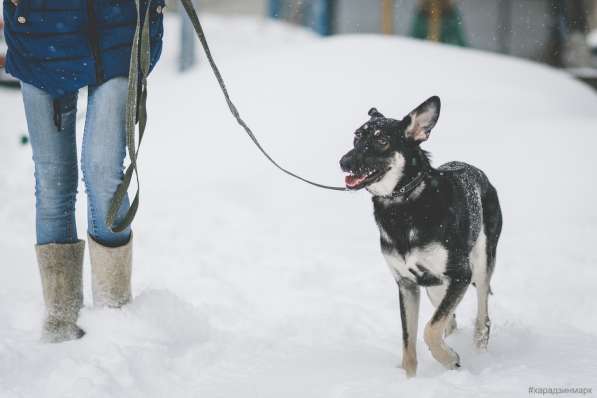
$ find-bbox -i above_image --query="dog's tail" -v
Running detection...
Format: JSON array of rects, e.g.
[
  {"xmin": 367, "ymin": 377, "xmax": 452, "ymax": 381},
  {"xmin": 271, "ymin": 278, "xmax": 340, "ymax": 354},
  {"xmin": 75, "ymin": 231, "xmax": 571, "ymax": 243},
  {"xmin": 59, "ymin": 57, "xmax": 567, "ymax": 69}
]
[{"xmin": 482, "ymin": 182, "xmax": 502, "ymax": 287}]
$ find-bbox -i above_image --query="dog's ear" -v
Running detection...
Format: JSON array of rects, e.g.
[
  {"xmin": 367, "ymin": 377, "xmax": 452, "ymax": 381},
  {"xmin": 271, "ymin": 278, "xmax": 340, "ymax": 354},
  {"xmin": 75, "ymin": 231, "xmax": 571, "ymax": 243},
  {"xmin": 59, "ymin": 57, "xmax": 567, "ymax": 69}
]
[
  {"xmin": 403, "ymin": 96, "xmax": 441, "ymax": 143},
  {"xmin": 368, "ymin": 108, "xmax": 385, "ymax": 118}
]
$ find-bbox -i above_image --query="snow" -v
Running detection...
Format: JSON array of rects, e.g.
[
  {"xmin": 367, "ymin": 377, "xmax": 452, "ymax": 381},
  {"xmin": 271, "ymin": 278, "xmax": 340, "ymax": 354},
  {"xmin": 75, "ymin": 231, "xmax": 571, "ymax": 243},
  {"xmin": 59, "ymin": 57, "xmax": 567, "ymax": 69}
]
[{"xmin": 2, "ymin": 14, "xmax": 597, "ymax": 397}]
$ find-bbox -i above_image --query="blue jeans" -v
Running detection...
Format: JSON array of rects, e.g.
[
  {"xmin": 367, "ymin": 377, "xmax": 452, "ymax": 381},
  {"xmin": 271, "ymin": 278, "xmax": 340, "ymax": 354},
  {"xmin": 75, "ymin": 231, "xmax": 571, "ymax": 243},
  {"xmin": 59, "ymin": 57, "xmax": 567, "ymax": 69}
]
[{"xmin": 21, "ymin": 78, "xmax": 132, "ymax": 247}]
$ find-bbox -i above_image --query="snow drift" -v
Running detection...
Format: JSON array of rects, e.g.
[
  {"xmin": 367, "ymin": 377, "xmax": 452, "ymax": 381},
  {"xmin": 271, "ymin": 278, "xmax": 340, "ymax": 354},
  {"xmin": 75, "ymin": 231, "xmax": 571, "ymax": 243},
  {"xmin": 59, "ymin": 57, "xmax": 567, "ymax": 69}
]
[{"xmin": 1, "ymin": 15, "xmax": 596, "ymax": 398}]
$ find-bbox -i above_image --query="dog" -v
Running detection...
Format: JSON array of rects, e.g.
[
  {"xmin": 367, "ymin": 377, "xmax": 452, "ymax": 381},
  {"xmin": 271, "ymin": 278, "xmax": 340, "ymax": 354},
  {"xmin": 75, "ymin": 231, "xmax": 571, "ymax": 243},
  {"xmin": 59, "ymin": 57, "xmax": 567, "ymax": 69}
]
[{"xmin": 340, "ymin": 96, "xmax": 502, "ymax": 377}]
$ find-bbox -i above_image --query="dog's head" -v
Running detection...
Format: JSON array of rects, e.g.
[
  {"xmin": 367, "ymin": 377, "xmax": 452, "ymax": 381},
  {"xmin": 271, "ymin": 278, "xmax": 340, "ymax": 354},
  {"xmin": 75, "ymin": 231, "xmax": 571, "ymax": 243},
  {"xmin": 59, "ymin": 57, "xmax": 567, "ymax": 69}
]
[{"xmin": 339, "ymin": 96, "xmax": 441, "ymax": 196}]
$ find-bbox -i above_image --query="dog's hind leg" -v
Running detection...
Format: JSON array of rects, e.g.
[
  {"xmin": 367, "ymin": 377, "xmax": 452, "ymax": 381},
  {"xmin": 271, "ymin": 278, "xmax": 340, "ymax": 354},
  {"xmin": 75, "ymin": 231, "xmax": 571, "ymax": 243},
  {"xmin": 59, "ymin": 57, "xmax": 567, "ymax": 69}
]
[
  {"xmin": 397, "ymin": 278, "xmax": 420, "ymax": 377},
  {"xmin": 424, "ymin": 269, "xmax": 470, "ymax": 370},
  {"xmin": 474, "ymin": 276, "xmax": 491, "ymax": 350},
  {"xmin": 474, "ymin": 183, "xmax": 502, "ymax": 350},
  {"xmin": 470, "ymin": 231, "xmax": 495, "ymax": 350},
  {"xmin": 471, "ymin": 230, "xmax": 497, "ymax": 350},
  {"xmin": 426, "ymin": 285, "xmax": 457, "ymax": 337},
  {"xmin": 471, "ymin": 232, "xmax": 491, "ymax": 350}
]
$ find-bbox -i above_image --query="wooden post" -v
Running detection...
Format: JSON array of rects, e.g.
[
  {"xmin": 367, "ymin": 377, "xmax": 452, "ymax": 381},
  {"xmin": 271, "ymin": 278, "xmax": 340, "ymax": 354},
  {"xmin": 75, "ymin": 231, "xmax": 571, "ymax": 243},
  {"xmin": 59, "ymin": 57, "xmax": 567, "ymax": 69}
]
[
  {"xmin": 381, "ymin": 0, "xmax": 394, "ymax": 34},
  {"xmin": 428, "ymin": 0, "xmax": 442, "ymax": 42}
]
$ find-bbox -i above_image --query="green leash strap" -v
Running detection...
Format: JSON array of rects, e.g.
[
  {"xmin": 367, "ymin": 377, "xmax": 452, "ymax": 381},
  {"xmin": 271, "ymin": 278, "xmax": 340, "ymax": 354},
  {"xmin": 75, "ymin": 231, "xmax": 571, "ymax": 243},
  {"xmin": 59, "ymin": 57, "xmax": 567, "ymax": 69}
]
[
  {"xmin": 107, "ymin": 0, "xmax": 347, "ymax": 232},
  {"xmin": 106, "ymin": 0, "xmax": 150, "ymax": 233}
]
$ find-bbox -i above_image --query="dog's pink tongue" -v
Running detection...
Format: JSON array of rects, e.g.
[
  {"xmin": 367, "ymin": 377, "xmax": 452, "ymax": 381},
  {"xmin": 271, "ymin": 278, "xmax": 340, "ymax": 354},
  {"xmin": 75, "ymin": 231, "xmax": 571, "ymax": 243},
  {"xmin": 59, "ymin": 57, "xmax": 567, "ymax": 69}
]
[{"xmin": 345, "ymin": 174, "xmax": 367, "ymax": 189}]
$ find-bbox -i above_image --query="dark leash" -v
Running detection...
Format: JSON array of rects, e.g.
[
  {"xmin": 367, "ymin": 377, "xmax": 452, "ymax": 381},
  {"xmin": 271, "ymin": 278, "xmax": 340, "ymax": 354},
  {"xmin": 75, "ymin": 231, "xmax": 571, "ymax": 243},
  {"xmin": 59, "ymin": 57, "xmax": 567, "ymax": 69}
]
[
  {"xmin": 179, "ymin": 0, "xmax": 349, "ymax": 194},
  {"xmin": 106, "ymin": 0, "xmax": 347, "ymax": 233}
]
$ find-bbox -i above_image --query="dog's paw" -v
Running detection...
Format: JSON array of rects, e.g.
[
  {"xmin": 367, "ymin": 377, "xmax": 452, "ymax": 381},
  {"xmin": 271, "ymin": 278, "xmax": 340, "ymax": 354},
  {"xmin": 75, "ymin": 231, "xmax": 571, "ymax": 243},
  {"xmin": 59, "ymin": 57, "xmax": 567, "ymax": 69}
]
[
  {"xmin": 426, "ymin": 343, "xmax": 461, "ymax": 370},
  {"xmin": 401, "ymin": 357, "xmax": 418, "ymax": 378},
  {"xmin": 474, "ymin": 318, "xmax": 491, "ymax": 350},
  {"xmin": 424, "ymin": 329, "xmax": 460, "ymax": 369},
  {"xmin": 441, "ymin": 349, "xmax": 461, "ymax": 370}
]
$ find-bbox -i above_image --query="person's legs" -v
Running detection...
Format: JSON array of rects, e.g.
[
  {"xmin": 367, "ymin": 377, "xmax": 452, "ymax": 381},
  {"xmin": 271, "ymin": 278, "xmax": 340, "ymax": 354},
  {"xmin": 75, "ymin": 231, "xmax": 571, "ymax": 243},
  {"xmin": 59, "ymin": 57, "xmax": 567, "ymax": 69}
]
[
  {"xmin": 21, "ymin": 82, "xmax": 85, "ymax": 342},
  {"xmin": 311, "ymin": 0, "xmax": 334, "ymax": 36},
  {"xmin": 82, "ymin": 77, "xmax": 133, "ymax": 308},
  {"xmin": 82, "ymin": 77, "xmax": 131, "ymax": 247},
  {"xmin": 22, "ymin": 82, "xmax": 79, "ymax": 245}
]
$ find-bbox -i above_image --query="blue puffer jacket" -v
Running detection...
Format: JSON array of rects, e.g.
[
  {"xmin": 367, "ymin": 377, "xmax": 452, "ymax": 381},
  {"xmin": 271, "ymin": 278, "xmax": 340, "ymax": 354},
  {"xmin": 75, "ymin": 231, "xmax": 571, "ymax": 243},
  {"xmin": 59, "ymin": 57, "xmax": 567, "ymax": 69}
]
[{"xmin": 3, "ymin": 0, "xmax": 164, "ymax": 98}]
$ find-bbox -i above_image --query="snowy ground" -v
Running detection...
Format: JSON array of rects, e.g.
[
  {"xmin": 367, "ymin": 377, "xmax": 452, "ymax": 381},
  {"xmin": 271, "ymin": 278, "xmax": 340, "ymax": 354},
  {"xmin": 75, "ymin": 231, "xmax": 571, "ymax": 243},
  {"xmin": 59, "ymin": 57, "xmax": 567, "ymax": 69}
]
[{"xmin": 1, "ymin": 15, "xmax": 597, "ymax": 398}]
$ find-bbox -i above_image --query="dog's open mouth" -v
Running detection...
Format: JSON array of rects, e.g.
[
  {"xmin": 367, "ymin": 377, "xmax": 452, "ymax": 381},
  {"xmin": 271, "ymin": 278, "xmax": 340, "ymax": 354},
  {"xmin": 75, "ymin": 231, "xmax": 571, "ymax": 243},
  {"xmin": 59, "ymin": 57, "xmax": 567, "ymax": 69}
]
[{"xmin": 344, "ymin": 169, "xmax": 385, "ymax": 190}]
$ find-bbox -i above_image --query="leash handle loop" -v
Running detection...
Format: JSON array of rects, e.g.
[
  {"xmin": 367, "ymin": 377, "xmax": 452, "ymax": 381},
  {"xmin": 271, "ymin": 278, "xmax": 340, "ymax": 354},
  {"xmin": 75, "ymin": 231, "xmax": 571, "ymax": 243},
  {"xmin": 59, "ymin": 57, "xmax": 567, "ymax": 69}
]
[{"xmin": 106, "ymin": 0, "xmax": 151, "ymax": 233}]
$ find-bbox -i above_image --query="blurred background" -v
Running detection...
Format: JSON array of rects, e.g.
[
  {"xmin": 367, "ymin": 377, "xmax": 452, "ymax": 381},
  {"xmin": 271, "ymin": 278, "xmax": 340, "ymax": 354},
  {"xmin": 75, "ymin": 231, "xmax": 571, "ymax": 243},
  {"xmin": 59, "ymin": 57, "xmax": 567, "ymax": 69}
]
[
  {"xmin": 164, "ymin": 0, "xmax": 597, "ymax": 86},
  {"xmin": 3, "ymin": 0, "xmax": 597, "ymax": 87}
]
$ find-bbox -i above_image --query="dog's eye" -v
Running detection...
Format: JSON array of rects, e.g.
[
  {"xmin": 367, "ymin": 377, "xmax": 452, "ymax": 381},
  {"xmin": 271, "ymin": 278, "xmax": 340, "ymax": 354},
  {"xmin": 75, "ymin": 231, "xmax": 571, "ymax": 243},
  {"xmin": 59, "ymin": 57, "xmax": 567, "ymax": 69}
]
[{"xmin": 376, "ymin": 137, "xmax": 389, "ymax": 148}]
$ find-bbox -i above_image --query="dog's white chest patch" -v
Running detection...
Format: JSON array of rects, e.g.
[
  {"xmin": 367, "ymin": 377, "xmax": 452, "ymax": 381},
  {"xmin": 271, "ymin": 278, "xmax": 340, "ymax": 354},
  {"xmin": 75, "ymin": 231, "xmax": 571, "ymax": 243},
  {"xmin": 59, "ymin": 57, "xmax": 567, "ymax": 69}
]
[
  {"xmin": 383, "ymin": 243, "xmax": 448, "ymax": 282},
  {"xmin": 367, "ymin": 153, "xmax": 405, "ymax": 197}
]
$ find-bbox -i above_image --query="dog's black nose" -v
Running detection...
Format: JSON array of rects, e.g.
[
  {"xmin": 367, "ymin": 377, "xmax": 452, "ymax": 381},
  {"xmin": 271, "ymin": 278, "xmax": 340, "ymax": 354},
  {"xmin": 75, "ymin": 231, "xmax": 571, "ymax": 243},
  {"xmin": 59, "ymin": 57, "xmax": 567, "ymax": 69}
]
[{"xmin": 340, "ymin": 151, "xmax": 354, "ymax": 172}]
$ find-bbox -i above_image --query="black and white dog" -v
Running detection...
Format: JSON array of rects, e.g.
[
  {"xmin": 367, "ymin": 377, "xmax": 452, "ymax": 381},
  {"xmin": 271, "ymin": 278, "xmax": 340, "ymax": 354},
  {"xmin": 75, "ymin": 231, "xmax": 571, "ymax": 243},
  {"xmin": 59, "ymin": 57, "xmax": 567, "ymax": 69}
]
[{"xmin": 340, "ymin": 97, "xmax": 502, "ymax": 377}]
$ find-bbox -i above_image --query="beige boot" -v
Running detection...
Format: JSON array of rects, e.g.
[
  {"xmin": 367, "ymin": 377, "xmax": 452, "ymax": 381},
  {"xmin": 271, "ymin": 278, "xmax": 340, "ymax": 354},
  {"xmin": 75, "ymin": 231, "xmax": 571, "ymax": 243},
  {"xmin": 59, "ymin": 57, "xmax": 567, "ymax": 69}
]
[
  {"xmin": 36, "ymin": 240, "xmax": 86, "ymax": 343},
  {"xmin": 88, "ymin": 234, "xmax": 132, "ymax": 308}
]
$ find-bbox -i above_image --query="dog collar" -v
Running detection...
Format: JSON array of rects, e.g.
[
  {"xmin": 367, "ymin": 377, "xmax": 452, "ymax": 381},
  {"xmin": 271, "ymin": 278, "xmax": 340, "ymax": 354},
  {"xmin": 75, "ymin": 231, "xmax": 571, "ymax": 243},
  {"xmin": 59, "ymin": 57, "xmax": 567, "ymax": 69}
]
[{"xmin": 385, "ymin": 169, "xmax": 430, "ymax": 199}]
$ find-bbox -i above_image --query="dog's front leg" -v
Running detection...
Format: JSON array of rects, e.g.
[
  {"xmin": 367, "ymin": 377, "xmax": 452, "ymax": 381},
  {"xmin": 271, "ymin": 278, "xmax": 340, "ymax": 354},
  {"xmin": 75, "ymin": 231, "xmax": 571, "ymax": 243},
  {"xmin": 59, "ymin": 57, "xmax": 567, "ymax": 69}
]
[
  {"xmin": 397, "ymin": 278, "xmax": 420, "ymax": 377},
  {"xmin": 423, "ymin": 269, "xmax": 471, "ymax": 370}
]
